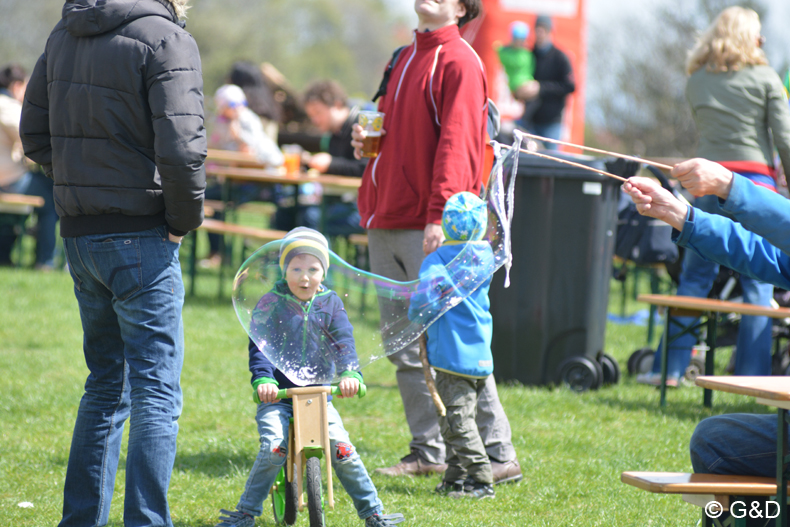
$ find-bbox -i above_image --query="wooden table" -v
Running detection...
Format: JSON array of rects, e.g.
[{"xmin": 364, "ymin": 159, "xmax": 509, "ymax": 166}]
[
  {"xmin": 206, "ymin": 165, "xmax": 361, "ymax": 192},
  {"xmin": 637, "ymin": 294, "xmax": 790, "ymax": 407},
  {"xmin": 0, "ymin": 192, "xmax": 45, "ymax": 214},
  {"xmin": 205, "ymin": 164, "xmax": 361, "ymax": 237},
  {"xmin": 695, "ymin": 376, "xmax": 790, "ymax": 527},
  {"xmin": 207, "ymin": 148, "xmax": 267, "ymax": 168}
]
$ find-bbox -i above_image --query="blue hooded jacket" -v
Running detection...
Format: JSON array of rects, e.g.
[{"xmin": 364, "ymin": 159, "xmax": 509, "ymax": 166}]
[
  {"xmin": 248, "ymin": 280, "xmax": 360, "ymax": 398},
  {"xmin": 409, "ymin": 241, "xmax": 496, "ymax": 378}
]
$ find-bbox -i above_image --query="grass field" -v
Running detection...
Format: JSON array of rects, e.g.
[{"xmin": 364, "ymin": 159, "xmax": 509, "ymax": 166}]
[{"xmin": 0, "ymin": 260, "xmax": 771, "ymax": 526}]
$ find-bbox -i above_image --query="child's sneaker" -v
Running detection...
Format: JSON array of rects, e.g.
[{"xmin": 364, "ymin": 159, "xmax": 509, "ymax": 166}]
[
  {"xmin": 434, "ymin": 480, "xmax": 462, "ymax": 495},
  {"xmin": 215, "ymin": 508, "xmax": 255, "ymax": 527},
  {"xmin": 448, "ymin": 478, "xmax": 495, "ymax": 500},
  {"xmin": 364, "ymin": 512, "xmax": 405, "ymax": 526}
]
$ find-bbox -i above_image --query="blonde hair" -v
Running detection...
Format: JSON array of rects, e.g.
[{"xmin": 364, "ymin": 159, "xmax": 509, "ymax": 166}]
[
  {"xmin": 686, "ymin": 6, "xmax": 767, "ymax": 75},
  {"xmin": 168, "ymin": 0, "xmax": 190, "ymax": 19}
]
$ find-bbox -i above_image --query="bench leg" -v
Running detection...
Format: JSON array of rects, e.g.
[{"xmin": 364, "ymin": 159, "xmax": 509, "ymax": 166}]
[
  {"xmin": 703, "ymin": 314, "xmax": 718, "ymax": 408},
  {"xmin": 778, "ymin": 408, "xmax": 789, "ymax": 527}
]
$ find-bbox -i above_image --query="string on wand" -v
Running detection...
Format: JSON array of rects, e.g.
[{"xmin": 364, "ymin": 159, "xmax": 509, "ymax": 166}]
[
  {"xmin": 518, "ymin": 132, "xmax": 674, "ymax": 172},
  {"xmin": 513, "ymin": 147, "xmax": 629, "ymax": 182}
]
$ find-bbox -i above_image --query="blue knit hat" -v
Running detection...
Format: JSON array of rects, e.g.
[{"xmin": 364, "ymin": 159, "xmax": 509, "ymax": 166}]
[
  {"xmin": 442, "ymin": 192, "xmax": 488, "ymax": 242},
  {"xmin": 510, "ymin": 21, "xmax": 529, "ymax": 40}
]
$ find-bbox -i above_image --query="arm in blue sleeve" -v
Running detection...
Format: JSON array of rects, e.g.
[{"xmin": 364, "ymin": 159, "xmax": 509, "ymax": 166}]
[
  {"xmin": 719, "ymin": 173, "xmax": 790, "ymax": 254},
  {"xmin": 674, "ymin": 208, "xmax": 790, "ymax": 290},
  {"xmin": 249, "ymin": 337, "xmax": 277, "ymax": 384},
  {"xmin": 326, "ymin": 296, "xmax": 359, "ymax": 372},
  {"xmin": 408, "ymin": 253, "xmax": 451, "ymax": 322}
]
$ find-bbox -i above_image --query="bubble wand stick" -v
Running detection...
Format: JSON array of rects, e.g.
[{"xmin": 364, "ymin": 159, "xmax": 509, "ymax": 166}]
[
  {"xmin": 515, "ymin": 148, "xmax": 629, "ymax": 182},
  {"xmin": 518, "ymin": 132, "xmax": 674, "ymax": 171}
]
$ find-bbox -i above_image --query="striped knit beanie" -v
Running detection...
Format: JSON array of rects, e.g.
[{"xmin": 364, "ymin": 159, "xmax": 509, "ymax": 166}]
[{"xmin": 279, "ymin": 227, "xmax": 330, "ymax": 273}]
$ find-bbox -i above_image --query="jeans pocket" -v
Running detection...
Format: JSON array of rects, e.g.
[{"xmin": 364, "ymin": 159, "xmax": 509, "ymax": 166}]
[
  {"xmin": 63, "ymin": 240, "xmax": 82, "ymax": 291},
  {"xmin": 87, "ymin": 236, "xmax": 143, "ymax": 300}
]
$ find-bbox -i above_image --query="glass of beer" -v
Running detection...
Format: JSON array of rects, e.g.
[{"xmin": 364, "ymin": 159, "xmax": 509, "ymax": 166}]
[
  {"xmin": 358, "ymin": 111, "xmax": 384, "ymax": 158},
  {"xmin": 282, "ymin": 144, "xmax": 302, "ymax": 177}
]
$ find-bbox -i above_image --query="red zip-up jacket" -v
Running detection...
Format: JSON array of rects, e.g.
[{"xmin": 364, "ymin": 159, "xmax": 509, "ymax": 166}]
[{"xmin": 358, "ymin": 24, "xmax": 488, "ymax": 230}]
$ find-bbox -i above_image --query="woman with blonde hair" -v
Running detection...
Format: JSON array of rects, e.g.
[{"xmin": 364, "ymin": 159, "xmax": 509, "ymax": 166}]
[{"xmin": 638, "ymin": 6, "xmax": 790, "ymax": 387}]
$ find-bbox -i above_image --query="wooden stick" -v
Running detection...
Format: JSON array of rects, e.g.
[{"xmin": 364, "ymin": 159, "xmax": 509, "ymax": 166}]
[
  {"xmin": 419, "ymin": 335, "xmax": 446, "ymax": 417},
  {"xmin": 518, "ymin": 132, "xmax": 674, "ymax": 171},
  {"xmin": 517, "ymin": 148, "xmax": 629, "ymax": 182}
]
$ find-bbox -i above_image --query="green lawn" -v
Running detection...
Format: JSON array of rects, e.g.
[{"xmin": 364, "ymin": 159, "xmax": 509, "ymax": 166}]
[{"xmin": 0, "ymin": 263, "xmax": 770, "ymax": 526}]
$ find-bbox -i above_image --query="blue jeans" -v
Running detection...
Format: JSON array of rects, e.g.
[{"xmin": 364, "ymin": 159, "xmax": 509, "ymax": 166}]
[
  {"xmin": 690, "ymin": 413, "xmax": 782, "ymax": 477},
  {"xmin": 652, "ymin": 194, "xmax": 773, "ymax": 378},
  {"xmin": 0, "ymin": 170, "xmax": 58, "ymax": 266},
  {"xmin": 237, "ymin": 400, "xmax": 382, "ymax": 520},
  {"xmin": 59, "ymin": 225, "xmax": 184, "ymax": 527}
]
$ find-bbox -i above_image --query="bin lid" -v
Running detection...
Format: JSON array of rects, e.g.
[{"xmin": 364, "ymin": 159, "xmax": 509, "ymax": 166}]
[{"xmin": 516, "ymin": 150, "xmax": 620, "ymax": 182}]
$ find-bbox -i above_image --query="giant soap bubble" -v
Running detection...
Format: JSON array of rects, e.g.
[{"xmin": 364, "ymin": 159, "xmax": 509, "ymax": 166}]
[{"xmin": 232, "ymin": 133, "xmax": 524, "ymax": 386}]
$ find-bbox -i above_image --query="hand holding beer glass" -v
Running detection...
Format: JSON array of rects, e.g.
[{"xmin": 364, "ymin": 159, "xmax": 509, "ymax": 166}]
[{"xmin": 354, "ymin": 111, "xmax": 384, "ymax": 158}]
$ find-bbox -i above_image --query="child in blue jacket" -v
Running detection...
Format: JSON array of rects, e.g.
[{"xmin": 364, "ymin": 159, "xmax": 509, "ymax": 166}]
[
  {"xmin": 215, "ymin": 227, "xmax": 404, "ymax": 527},
  {"xmin": 409, "ymin": 192, "xmax": 500, "ymax": 500}
]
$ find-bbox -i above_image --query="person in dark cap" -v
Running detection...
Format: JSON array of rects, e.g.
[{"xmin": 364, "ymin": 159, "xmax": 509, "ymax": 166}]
[{"xmin": 515, "ymin": 14, "xmax": 575, "ymax": 150}]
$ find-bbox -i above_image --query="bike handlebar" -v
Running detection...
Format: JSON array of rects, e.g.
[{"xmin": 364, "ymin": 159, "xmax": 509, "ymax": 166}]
[{"xmin": 275, "ymin": 383, "xmax": 367, "ymax": 400}]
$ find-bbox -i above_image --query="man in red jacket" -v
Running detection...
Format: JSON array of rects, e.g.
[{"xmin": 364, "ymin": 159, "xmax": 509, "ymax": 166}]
[{"xmin": 352, "ymin": 0, "xmax": 521, "ymax": 485}]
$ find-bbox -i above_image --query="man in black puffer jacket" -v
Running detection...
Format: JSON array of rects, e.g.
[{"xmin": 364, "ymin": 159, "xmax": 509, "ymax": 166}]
[{"xmin": 20, "ymin": 1, "xmax": 205, "ymax": 525}]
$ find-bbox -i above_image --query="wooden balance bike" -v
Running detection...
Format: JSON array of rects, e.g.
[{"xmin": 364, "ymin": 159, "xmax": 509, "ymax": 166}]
[{"xmin": 270, "ymin": 383, "xmax": 367, "ymax": 527}]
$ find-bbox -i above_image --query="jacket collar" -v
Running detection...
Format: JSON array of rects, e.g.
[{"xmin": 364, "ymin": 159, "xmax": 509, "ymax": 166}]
[{"xmin": 413, "ymin": 24, "xmax": 461, "ymax": 50}]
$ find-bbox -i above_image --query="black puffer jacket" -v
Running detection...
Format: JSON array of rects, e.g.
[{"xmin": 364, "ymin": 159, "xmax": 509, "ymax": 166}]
[{"xmin": 20, "ymin": 0, "xmax": 206, "ymax": 237}]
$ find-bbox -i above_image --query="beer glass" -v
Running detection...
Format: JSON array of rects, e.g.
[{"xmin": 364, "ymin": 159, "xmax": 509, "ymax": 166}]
[{"xmin": 358, "ymin": 111, "xmax": 384, "ymax": 158}]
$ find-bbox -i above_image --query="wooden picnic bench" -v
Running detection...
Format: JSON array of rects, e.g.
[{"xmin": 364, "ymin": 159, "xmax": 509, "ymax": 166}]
[
  {"xmin": 0, "ymin": 193, "xmax": 47, "ymax": 266},
  {"xmin": 622, "ymin": 471, "xmax": 785, "ymax": 526},
  {"xmin": 637, "ymin": 294, "xmax": 790, "ymax": 407}
]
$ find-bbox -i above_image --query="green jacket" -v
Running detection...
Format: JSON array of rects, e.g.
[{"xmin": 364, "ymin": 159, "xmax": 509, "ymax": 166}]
[
  {"xmin": 497, "ymin": 45, "xmax": 534, "ymax": 93},
  {"xmin": 686, "ymin": 65, "xmax": 790, "ymax": 173}
]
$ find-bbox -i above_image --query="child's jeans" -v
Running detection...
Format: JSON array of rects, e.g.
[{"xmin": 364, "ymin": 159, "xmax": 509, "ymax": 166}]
[
  {"xmin": 435, "ymin": 372, "xmax": 494, "ymax": 485},
  {"xmin": 237, "ymin": 400, "xmax": 382, "ymax": 519}
]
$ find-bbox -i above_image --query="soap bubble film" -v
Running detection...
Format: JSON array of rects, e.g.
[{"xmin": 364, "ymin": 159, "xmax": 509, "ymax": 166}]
[{"xmin": 232, "ymin": 133, "xmax": 523, "ymax": 385}]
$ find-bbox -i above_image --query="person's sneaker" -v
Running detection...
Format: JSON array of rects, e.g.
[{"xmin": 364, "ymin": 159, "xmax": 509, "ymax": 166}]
[
  {"xmin": 374, "ymin": 450, "xmax": 447, "ymax": 477},
  {"xmin": 636, "ymin": 372, "xmax": 679, "ymax": 388},
  {"xmin": 448, "ymin": 478, "xmax": 495, "ymax": 500},
  {"xmin": 491, "ymin": 459, "xmax": 523, "ymax": 484},
  {"xmin": 215, "ymin": 508, "xmax": 255, "ymax": 527},
  {"xmin": 434, "ymin": 480, "xmax": 462, "ymax": 495},
  {"xmin": 365, "ymin": 512, "xmax": 406, "ymax": 526}
]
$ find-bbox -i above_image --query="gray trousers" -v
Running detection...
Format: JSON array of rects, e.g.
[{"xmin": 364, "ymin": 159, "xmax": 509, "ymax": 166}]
[
  {"xmin": 436, "ymin": 371, "xmax": 494, "ymax": 484},
  {"xmin": 368, "ymin": 229, "xmax": 516, "ymax": 465}
]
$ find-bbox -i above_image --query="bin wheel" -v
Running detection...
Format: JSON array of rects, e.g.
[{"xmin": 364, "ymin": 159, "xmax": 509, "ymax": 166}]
[
  {"xmin": 305, "ymin": 456, "xmax": 325, "ymax": 527},
  {"xmin": 684, "ymin": 357, "xmax": 705, "ymax": 382},
  {"xmin": 599, "ymin": 354, "xmax": 621, "ymax": 385},
  {"xmin": 628, "ymin": 348, "xmax": 655, "ymax": 375},
  {"xmin": 272, "ymin": 466, "xmax": 298, "ymax": 525},
  {"xmin": 556, "ymin": 356, "xmax": 602, "ymax": 393}
]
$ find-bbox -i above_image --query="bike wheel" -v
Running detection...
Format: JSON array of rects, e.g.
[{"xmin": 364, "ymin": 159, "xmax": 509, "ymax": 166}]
[
  {"xmin": 305, "ymin": 457, "xmax": 325, "ymax": 527},
  {"xmin": 272, "ymin": 467, "xmax": 299, "ymax": 525}
]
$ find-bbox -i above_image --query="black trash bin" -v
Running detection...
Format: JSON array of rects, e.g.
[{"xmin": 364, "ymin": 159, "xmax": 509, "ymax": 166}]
[{"xmin": 489, "ymin": 151, "xmax": 622, "ymax": 391}]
